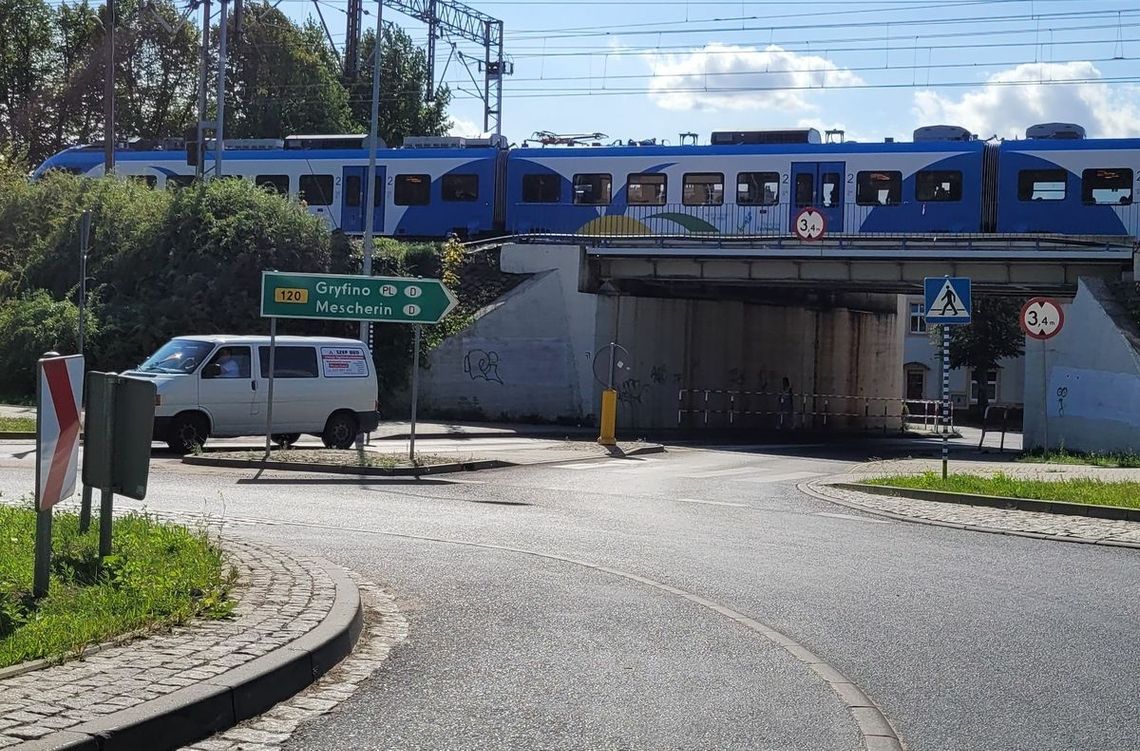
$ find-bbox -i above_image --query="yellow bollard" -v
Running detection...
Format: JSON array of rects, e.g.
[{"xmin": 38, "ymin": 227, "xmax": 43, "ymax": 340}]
[{"xmin": 598, "ymin": 388, "xmax": 617, "ymax": 446}]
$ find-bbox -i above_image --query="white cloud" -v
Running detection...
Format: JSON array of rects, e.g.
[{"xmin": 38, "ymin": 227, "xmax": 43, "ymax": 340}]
[
  {"xmin": 913, "ymin": 61, "xmax": 1140, "ymax": 139},
  {"xmin": 645, "ymin": 43, "xmax": 863, "ymax": 112},
  {"xmin": 447, "ymin": 117, "xmax": 486, "ymax": 138}
]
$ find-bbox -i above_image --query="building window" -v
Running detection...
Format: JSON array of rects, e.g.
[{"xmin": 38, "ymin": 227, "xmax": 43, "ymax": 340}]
[
  {"xmin": 969, "ymin": 369, "xmax": 999, "ymax": 404},
  {"xmin": 1018, "ymin": 169, "xmax": 1067, "ymax": 201},
  {"xmin": 1081, "ymin": 168, "xmax": 1133, "ymax": 205},
  {"xmin": 737, "ymin": 171, "xmax": 779, "ymax": 205},
  {"xmin": 627, "ymin": 173, "xmax": 667, "ymax": 206},
  {"xmin": 856, "ymin": 171, "xmax": 902, "ymax": 205},
  {"xmin": 442, "ymin": 173, "xmax": 479, "ymax": 201},
  {"xmin": 395, "ymin": 174, "xmax": 430, "ymax": 205},
  {"xmin": 522, "ymin": 174, "xmax": 561, "ymax": 203},
  {"xmin": 909, "ymin": 303, "xmax": 927, "ymax": 334},
  {"xmin": 256, "ymin": 174, "xmax": 289, "ymax": 195},
  {"xmin": 682, "ymin": 172, "xmax": 724, "ymax": 206},
  {"xmin": 905, "ymin": 369, "xmax": 925, "ymax": 400},
  {"xmin": 573, "ymin": 173, "xmax": 611, "ymax": 205},
  {"xmin": 916, "ymin": 170, "xmax": 962, "ymax": 202},
  {"xmin": 299, "ymin": 174, "xmax": 333, "ymax": 206}
]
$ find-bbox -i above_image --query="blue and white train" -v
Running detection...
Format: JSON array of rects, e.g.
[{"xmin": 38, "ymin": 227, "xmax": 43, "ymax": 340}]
[{"xmin": 32, "ymin": 123, "xmax": 1140, "ymax": 240}]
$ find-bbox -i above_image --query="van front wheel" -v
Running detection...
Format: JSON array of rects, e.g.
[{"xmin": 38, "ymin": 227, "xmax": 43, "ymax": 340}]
[
  {"xmin": 322, "ymin": 412, "xmax": 358, "ymax": 449},
  {"xmin": 167, "ymin": 413, "xmax": 209, "ymax": 454}
]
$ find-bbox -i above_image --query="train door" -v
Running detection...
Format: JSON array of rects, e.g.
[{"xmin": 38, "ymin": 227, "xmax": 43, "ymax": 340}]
[
  {"xmin": 340, "ymin": 165, "xmax": 386, "ymax": 234},
  {"xmin": 790, "ymin": 162, "xmax": 845, "ymax": 233}
]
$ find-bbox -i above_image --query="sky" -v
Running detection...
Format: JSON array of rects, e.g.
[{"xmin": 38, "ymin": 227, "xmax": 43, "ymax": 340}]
[{"xmin": 277, "ymin": 0, "xmax": 1140, "ymax": 145}]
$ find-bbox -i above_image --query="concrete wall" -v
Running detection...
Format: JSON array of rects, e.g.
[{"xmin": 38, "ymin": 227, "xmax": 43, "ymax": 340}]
[
  {"xmin": 419, "ymin": 244, "xmax": 903, "ymax": 430},
  {"xmin": 1024, "ymin": 278, "xmax": 1140, "ymax": 452}
]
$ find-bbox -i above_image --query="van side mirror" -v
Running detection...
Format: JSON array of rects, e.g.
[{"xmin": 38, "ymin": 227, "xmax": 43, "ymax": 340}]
[{"xmin": 202, "ymin": 363, "xmax": 222, "ymax": 378}]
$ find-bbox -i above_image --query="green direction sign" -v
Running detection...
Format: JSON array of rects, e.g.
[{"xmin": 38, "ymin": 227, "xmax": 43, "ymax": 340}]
[{"xmin": 260, "ymin": 271, "xmax": 457, "ymax": 324}]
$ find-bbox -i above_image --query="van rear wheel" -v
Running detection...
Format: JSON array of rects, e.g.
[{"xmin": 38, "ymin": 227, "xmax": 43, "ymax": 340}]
[
  {"xmin": 167, "ymin": 413, "xmax": 209, "ymax": 454},
  {"xmin": 322, "ymin": 412, "xmax": 357, "ymax": 450}
]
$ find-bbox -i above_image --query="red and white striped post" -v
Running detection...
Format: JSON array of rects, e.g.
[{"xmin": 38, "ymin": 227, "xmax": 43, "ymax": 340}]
[{"xmin": 33, "ymin": 353, "xmax": 84, "ymax": 597}]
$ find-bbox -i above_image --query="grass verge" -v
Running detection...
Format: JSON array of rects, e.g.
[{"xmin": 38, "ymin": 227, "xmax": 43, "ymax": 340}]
[
  {"xmin": 0, "ymin": 416, "xmax": 34, "ymax": 433},
  {"xmin": 0, "ymin": 505, "xmax": 235, "ymax": 668},
  {"xmin": 1017, "ymin": 448, "xmax": 1140, "ymax": 468},
  {"xmin": 864, "ymin": 471, "xmax": 1140, "ymax": 510},
  {"xmin": 214, "ymin": 449, "xmax": 465, "ymax": 469}
]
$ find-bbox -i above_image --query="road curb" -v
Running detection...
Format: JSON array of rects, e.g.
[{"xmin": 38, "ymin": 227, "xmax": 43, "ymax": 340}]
[
  {"xmin": 15, "ymin": 558, "xmax": 364, "ymax": 751},
  {"xmin": 181, "ymin": 455, "xmax": 508, "ymax": 475},
  {"xmin": 834, "ymin": 482, "xmax": 1140, "ymax": 522},
  {"xmin": 800, "ymin": 481, "xmax": 1140, "ymax": 552}
]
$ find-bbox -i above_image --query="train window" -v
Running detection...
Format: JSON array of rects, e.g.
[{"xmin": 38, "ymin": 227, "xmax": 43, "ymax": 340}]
[
  {"xmin": 795, "ymin": 174, "xmax": 814, "ymax": 207},
  {"xmin": 737, "ymin": 172, "xmax": 779, "ymax": 206},
  {"xmin": 299, "ymin": 174, "xmax": 333, "ymax": 206},
  {"xmin": 627, "ymin": 173, "xmax": 667, "ymax": 206},
  {"xmin": 1017, "ymin": 169, "xmax": 1067, "ymax": 201},
  {"xmin": 256, "ymin": 174, "xmax": 290, "ymax": 195},
  {"xmin": 128, "ymin": 175, "xmax": 157, "ymax": 188},
  {"xmin": 916, "ymin": 170, "xmax": 962, "ymax": 202},
  {"xmin": 856, "ymin": 171, "xmax": 902, "ymax": 206},
  {"xmin": 395, "ymin": 174, "xmax": 431, "ymax": 205},
  {"xmin": 442, "ymin": 174, "xmax": 479, "ymax": 202},
  {"xmin": 821, "ymin": 172, "xmax": 841, "ymax": 208},
  {"xmin": 165, "ymin": 174, "xmax": 196, "ymax": 190},
  {"xmin": 683, "ymin": 173, "xmax": 724, "ymax": 206},
  {"xmin": 522, "ymin": 174, "xmax": 561, "ymax": 203},
  {"xmin": 573, "ymin": 173, "xmax": 612, "ymax": 205},
  {"xmin": 344, "ymin": 175, "xmax": 361, "ymax": 207},
  {"xmin": 1081, "ymin": 168, "xmax": 1133, "ymax": 205}
]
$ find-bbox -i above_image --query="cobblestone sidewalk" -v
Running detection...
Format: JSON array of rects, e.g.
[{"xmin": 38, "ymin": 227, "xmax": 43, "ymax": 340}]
[
  {"xmin": 0, "ymin": 540, "xmax": 337, "ymax": 747},
  {"xmin": 807, "ymin": 482, "xmax": 1140, "ymax": 548}
]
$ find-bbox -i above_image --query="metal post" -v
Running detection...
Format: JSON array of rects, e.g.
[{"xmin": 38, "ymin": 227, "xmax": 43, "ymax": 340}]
[
  {"xmin": 214, "ymin": 0, "xmax": 229, "ymax": 178},
  {"xmin": 78, "ymin": 211, "xmax": 93, "ymax": 533},
  {"xmin": 98, "ymin": 488, "xmax": 113, "ymax": 558},
  {"xmin": 359, "ymin": 0, "xmax": 383, "ymax": 349},
  {"xmin": 1041, "ymin": 340, "xmax": 1050, "ymax": 454},
  {"xmin": 33, "ymin": 361, "xmax": 51, "ymax": 598},
  {"xmin": 408, "ymin": 324, "xmax": 421, "ymax": 463},
  {"xmin": 195, "ymin": 0, "xmax": 211, "ymax": 180},
  {"xmin": 103, "ymin": 0, "xmax": 115, "ymax": 174},
  {"xmin": 264, "ymin": 316, "xmax": 277, "ymax": 458},
  {"xmin": 942, "ymin": 324, "xmax": 950, "ymax": 479}
]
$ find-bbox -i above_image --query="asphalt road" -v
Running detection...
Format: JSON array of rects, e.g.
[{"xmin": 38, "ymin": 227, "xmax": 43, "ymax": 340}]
[{"xmin": 1, "ymin": 442, "xmax": 1137, "ymax": 750}]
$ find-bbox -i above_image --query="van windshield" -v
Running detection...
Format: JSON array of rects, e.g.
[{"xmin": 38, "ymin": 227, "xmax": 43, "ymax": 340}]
[{"xmin": 137, "ymin": 339, "xmax": 215, "ymax": 374}]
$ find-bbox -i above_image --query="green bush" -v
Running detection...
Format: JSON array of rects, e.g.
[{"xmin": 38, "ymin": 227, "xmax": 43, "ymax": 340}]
[{"xmin": 0, "ymin": 291, "xmax": 96, "ymax": 399}]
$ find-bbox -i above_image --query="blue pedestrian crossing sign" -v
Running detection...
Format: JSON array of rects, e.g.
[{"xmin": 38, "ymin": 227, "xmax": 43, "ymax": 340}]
[{"xmin": 924, "ymin": 277, "xmax": 972, "ymax": 324}]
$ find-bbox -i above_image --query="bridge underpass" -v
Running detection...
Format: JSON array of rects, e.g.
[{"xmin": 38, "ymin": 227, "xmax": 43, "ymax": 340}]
[{"xmin": 413, "ymin": 237, "xmax": 1137, "ymax": 432}]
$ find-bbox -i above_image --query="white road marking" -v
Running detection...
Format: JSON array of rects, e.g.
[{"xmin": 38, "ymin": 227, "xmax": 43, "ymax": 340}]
[
  {"xmin": 815, "ymin": 511, "xmax": 892, "ymax": 524},
  {"xmin": 738, "ymin": 471, "xmax": 822, "ymax": 484},
  {"xmin": 557, "ymin": 462, "xmax": 611, "ymax": 470},
  {"xmin": 677, "ymin": 498, "xmax": 748, "ymax": 508}
]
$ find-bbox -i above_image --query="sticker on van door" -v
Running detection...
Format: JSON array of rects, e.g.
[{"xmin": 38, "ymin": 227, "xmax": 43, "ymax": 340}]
[{"xmin": 320, "ymin": 347, "xmax": 369, "ymax": 377}]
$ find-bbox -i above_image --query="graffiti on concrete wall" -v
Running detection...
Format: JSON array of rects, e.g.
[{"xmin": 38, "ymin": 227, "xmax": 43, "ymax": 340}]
[
  {"xmin": 463, "ymin": 349, "xmax": 503, "ymax": 384},
  {"xmin": 618, "ymin": 378, "xmax": 650, "ymax": 405}
]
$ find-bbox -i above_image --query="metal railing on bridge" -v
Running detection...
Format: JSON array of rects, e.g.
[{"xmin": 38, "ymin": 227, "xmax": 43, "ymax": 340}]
[{"xmin": 677, "ymin": 388, "xmax": 955, "ymax": 434}]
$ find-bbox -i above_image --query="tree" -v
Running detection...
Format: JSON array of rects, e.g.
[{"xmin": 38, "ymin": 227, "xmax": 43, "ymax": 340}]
[
  {"xmin": 225, "ymin": 2, "xmax": 358, "ymax": 139},
  {"xmin": 0, "ymin": 0, "xmax": 56, "ymax": 162},
  {"xmin": 346, "ymin": 26, "xmax": 451, "ymax": 146},
  {"xmin": 944, "ymin": 296, "xmax": 1025, "ymax": 414}
]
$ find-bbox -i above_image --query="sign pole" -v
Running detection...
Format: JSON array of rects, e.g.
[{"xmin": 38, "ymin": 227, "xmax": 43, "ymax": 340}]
[
  {"xmin": 942, "ymin": 324, "xmax": 950, "ymax": 480},
  {"xmin": 408, "ymin": 324, "xmax": 421, "ymax": 463},
  {"xmin": 264, "ymin": 316, "xmax": 278, "ymax": 458},
  {"xmin": 33, "ymin": 357, "xmax": 51, "ymax": 598},
  {"xmin": 1041, "ymin": 340, "xmax": 1049, "ymax": 453},
  {"xmin": 78, "ymin": 212, "xmax": 92, "ymax": 533},
  {"xmin": 96, "ymin": 374, "xmax": 116, "ymax": 560}
]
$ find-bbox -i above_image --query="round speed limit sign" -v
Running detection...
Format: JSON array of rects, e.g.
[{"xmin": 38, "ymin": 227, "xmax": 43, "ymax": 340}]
[
  {"xmin": 1020, "ymin": 297, "xmax": 1065, "ymax": 340},
  {"xmin": 793, "ymin": 208, "xmax": 827, "ymax": 240}
]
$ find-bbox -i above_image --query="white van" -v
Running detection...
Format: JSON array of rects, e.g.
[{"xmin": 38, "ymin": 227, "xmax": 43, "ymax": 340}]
[{"xmin": 127, "ymin": 335, "xmax": 380, "ymax": 453}]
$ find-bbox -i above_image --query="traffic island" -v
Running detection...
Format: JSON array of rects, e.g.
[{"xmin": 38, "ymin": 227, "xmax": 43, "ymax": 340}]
[
  {"xmin": 0, "ymin": 538, "xmax": 363, "ymax": 750},
  {"xmin": 183, "ymin": 448, "xmax": 505, "ymax": 476}
]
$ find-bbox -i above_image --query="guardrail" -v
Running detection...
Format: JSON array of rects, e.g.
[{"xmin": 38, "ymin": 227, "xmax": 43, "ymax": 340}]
[{"xmin": 676, "ymin": 388, "xmax": 954, "ymax": 433}]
